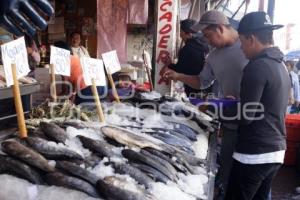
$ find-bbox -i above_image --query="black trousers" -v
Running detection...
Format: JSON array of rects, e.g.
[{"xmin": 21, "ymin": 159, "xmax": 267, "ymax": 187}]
[{"xmin": 225, "ymin": 160, "xmax": 281, "ymax": 200}]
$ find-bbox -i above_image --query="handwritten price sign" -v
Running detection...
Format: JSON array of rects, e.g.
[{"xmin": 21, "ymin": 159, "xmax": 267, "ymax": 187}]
[
  {"xmin": 50, "ymin": 46, "xmax": 71, "ymax": 76},
  {"xmin": 1, "ymin": 37, "xmax": 30, "ymax": 86},
  {"xmin": 101, "ymin": 50, "xmax": 121, "ymax": 74},
  {"xmin": 81, "ymin": 57, "xmax": 106, "ymax": 86}
]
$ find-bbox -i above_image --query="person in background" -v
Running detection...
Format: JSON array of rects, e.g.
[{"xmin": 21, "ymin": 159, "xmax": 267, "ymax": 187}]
[
  {"xmin": 25, "ymin": 35, "xmax": 40, "ymax": 77},
  {"xmin": 286, "ymin": 60, "xmax": 300, "ymax": 113},
  {"xmin": 70, "ymin": 32, "xmax": 90, "ymax": 58},
  {"xmin": 53, "ymin": 41, "xmax": 106, "ymax": 105},
  {"xmin": 225, "ymin": 11, "xmax": 290, "ymax": 200},
  {"xmin": 164, "ymin": 19, "xmax": 209, "ymax": 97}
]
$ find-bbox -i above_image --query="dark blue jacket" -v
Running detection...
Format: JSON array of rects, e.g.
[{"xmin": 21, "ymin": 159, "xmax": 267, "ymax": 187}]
[{"xmin": 169, "ymin": 35, "xmax": 209, "ymax": 96}]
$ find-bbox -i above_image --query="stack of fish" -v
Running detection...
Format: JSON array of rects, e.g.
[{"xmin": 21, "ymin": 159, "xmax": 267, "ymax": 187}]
[{"xmin": 0, "ymin": 99, "xmax": 217, "ymax": 200}]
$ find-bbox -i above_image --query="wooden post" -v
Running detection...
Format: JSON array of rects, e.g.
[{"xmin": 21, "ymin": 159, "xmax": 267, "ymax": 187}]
[
  {"xmin": 91, "ymin": 79, "xmax": 105, "ymax": 122},
  {"xmin": 11, "ymin": 64, "xmax": 27, "ymax": 138},
  {"xmin": 50, "ymin": 64, "xmax": 57, "ymax": 102},
  {"xmin": 106, "ymin": 69, "xmax": 120, "ymax": 103},
  {"xmin": 146, "ymin": 67, "xmax": 154, "ymax": 91}
]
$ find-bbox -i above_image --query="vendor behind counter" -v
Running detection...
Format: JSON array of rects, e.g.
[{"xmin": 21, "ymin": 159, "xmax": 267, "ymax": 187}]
[{"xmin": 53, "ymin": 41, "xmax": 106, "ymax": 105}]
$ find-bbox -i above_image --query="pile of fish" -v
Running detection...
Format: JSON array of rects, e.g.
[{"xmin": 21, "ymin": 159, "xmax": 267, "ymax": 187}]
[{"xmin": 0, "ymin": 98, "xmax": 217, "ymax": 200}]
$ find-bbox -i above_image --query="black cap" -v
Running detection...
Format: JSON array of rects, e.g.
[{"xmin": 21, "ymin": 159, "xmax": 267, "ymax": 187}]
[
  {"xmin": 180, "ymin": 19, "xmax": 198, "ymax": 33},
  {"xmin": 238, "ymin": 11, "xmax": 283, "ymax": 34}
]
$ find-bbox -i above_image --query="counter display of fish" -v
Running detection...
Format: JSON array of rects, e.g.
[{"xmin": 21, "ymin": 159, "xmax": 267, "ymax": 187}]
[{"xmin": 0, "ymin": 98, "xmax": 217, "ymax": 200}]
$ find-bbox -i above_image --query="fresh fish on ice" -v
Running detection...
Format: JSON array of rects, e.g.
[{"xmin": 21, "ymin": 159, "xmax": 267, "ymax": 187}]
[
  {"xmin": 26, "ymin": 137, "xmax": 83, "ymax": 160},
  {"xmin": 112, "ymin": 162, "xmax": 153, "ymax": 189},
  {"xmin": 77, "ymin": 135, "xmax": 116, "ymax": 158},
  {"xmin": 40, "ymin": 122, "xmax": 68, "ymax": 144},
  {"xmin": 1, "ymin": 141, "xmax": 55, "ymax": 172},
  {"xmin": 0, "ymin": 155, "xmax": 43, "ymax": 184},
  {"xmin": 96, "ymin": 176, "xmax": 154, "ymax": 200},
  {"xmin": 45, "ymin": 172, "xmax": 99, "ymax": 198},
  {"xmin": 55, "ymin": 161, "xmax": 100, "ymax": 185},
  {"xmin": 122, "ymin": 149, "xmax": 176, "ymax": 182},
  {"xmin": 131, "ymin": 163, "xmax": 169, "ymax": 184},
  {"xmin": 142, "ymin": 147, "xmax": 189, "ymax": 175},
  {"xmin": 101, "ymin": 126, "xmax": 163, "ymax": 151}
]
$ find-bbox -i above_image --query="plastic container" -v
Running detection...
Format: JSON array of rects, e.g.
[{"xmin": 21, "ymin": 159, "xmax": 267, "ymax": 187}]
[
  {"xmin": 284, "ymin": 140, "xmax": 300, "ymax": 166},
  {"xmin": 189, "ymin": 98, "xmax": 239, "ymax": 108},
  {"xmin": 285, "ymin": 114, "xmax": 300, "ymax": 141}
]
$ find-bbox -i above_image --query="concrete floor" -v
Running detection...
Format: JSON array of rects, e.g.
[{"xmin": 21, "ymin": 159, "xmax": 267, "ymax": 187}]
[{"xmin": 272, "ymin": 166, "xmax": 300, "ymax": 200}]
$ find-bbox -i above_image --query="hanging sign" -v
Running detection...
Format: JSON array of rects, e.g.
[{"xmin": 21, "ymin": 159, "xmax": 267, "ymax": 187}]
[{"xmin": 154, "ymin": 0, "xmax": 178, "ymax": 95}]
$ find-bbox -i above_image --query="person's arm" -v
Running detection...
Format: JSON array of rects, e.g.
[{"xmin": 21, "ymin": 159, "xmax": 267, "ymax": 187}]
[{"xmin": 163, "ymin": 62, "xmax": 215, "ymax": 89}]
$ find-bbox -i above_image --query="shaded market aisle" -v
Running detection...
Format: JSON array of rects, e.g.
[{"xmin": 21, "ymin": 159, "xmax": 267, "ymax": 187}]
[{"xmin": 272, "ymin": 166, "xmax": 300, "ymax": 200}]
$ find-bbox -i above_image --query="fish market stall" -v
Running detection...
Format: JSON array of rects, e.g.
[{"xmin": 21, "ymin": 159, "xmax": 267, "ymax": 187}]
[{"xmin": 0, "ymin": 94, "xmax": 218, "ymax": 200}]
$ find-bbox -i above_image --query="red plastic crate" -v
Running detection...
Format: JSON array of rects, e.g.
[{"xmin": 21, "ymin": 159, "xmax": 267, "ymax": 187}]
[
  {"xmin": 285, "ymin": 114, "xmax": 300, "ymax": 142},
  {"xmin": 284, "ymin": 140, "xmax": 300, "ymax": 166}
]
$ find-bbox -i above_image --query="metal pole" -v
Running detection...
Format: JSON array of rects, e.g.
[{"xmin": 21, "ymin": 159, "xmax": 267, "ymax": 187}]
[{"xmin": 267, "ymin": 0, "xmax": 275, "ymax": 23}]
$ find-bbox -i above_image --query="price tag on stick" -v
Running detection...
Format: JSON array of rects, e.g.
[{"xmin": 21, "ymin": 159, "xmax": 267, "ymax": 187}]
[
  {"xmin": 12, "ymin": 64, "xmax": 28, "ymax": 138},
  {"xmin": 1, "ymin": 37, "xmax": 29, "ymax": 138},
  {"xmin": 1, "ymin": 37, "xmax": 30, "ymax": 87},
  {"xmin": 50, "ymin": 46, "xmax": 71, "ymax": 102},
  {"xmin": 91, "ymin": 78, "xmax": 105, "ymax": 122},
  {"xmin": 81, "ymin": 57, "xmax": 106, "ymax": 86},
  {"xmin": 81, "ymin": 57, "xmax": 106, "ymax": 122},
  {"xmin": 102, "ymin": 50, "xmax": 121, "ymax": 103},
  {"xmin": 50, "ymin": 64, "xmax": 57, "ymax": 102}
]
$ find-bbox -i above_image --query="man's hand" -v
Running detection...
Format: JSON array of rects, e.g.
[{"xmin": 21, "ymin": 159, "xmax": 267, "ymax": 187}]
[
  {"xmin": 163, "ymin": 69, "xmax": 181, "ymax": 82},
  {"xmin": 0, "ymin": 0, "xmax": 54, "ymax": 36}
]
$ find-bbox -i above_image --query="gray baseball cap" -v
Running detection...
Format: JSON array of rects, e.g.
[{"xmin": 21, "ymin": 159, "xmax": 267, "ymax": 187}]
[{"xmin": 192, "ymin": 10, "xmax": 230, "ymax": 32}]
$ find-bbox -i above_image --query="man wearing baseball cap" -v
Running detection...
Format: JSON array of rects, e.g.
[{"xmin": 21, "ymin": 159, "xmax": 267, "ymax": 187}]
[
  {"xmin": 225, "ymin": 11, "xmax": 290, "ymax": 200},
  {"xmin": 164, "ymin": 10, "xmax": 248, "ymax": 197}
]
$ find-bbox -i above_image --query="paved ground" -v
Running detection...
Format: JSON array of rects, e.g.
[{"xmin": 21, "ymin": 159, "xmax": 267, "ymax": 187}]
[{"xmin": 272, "ymin": 166, "xmax": 300, "ymax": 200}]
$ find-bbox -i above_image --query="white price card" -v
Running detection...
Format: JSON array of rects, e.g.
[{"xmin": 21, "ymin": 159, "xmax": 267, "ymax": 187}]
[
  {"xmin": 81, "ymin": 57, "xmax": 106, "ymax": 86},
  {"xmin": 101, "ymin": 50, "xmax": 121, "ymax": 74},
  {"xmin": 1, "ymin": 37, "xmax": 30, "ymax": 86},
  {"xmin": 143, "ymin": 50, "xmax": 152, "ymax": 69},
  {"xmin": 50, "ymin": 46, "xmax": 71, "ymax": 76}
]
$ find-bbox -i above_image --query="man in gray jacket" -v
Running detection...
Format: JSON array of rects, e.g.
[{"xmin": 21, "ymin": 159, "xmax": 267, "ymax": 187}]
[
  {"xmin": 163, "ymin": 10, "xmax": 248, "ymax": 198},
  {"xmin": 225, "ymin": 11, "xmax": 290, "ymax": 200}
]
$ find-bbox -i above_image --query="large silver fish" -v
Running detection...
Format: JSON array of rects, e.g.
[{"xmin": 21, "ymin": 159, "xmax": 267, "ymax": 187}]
[
  {"xmin": 45, "ymin": 172, "xmax": 99, "ymax": 198},
  {"xmin": 0, "ymin": 155, "xmax": 43, "ymax": 184},
  {"xmin": 26, "ymin": 137, "xmax": 83, "ymax": 160},
  {"xmin": 1, "ymin": 141, "xmax": 55, "ymax": 172},
  {"xmin": 101, "ymin": 126, "xmax": 163, "ymax": 151}
]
